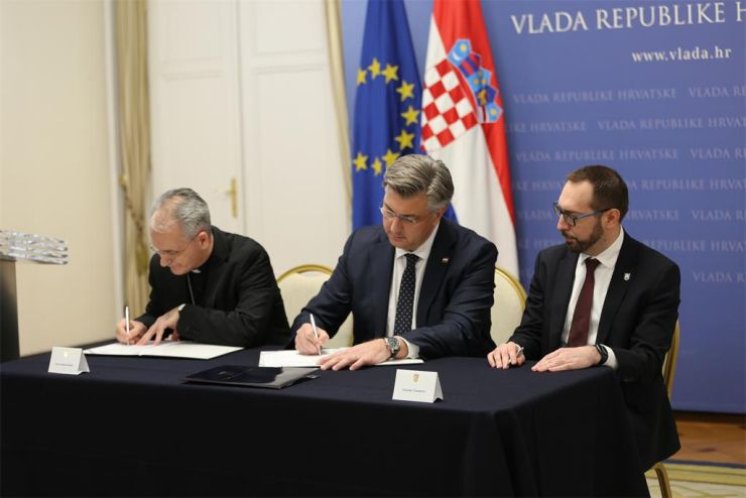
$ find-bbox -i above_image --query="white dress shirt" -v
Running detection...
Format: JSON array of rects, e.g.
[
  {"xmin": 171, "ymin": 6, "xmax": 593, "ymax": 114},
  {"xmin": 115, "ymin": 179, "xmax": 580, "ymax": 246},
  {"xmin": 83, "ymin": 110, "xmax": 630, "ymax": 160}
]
[
  {"xmin": 385, "ymin": 222, "xmax": 440, "ymax": 358},
  {"xmin": 561, "ymin": 228, "xmax": 625, "ymax": 368}
]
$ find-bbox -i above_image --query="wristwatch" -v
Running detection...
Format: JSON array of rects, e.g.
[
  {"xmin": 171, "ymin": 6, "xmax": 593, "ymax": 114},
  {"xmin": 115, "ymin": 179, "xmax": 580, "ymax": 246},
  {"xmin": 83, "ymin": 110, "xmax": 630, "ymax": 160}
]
[
  {"xmin": 384, "ymin": 337, "xmax": 400, "ymax": 359},
  {"xmin": 595, "ymin": 344, "xmax": 609, "ymax": 366}
]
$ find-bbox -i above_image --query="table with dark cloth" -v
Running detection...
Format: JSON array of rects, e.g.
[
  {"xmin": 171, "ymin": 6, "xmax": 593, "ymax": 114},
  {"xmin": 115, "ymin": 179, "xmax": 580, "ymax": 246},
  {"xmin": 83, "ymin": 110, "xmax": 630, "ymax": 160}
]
[{"xmin": 1, "ymin": 348, "xmax": 647, "ymax": 497}]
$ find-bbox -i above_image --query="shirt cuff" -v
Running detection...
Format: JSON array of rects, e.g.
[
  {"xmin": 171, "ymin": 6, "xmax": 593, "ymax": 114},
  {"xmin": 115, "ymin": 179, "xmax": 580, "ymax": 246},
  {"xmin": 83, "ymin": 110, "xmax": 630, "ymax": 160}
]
[
  {"xmin": 602, "ymin": 345, "xmax": 618, "ymax": 369},
  {"xmin": 400, "ymin": 337, "xmax": 420, "ymax": 359}
]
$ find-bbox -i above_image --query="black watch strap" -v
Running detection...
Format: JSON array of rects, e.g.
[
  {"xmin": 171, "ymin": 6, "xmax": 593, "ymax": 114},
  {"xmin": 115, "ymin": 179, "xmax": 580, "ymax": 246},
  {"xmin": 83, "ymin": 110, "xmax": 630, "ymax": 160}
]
[{"xmin": 595, "ymin": 344, "xmax": 609, "ymax": 366}]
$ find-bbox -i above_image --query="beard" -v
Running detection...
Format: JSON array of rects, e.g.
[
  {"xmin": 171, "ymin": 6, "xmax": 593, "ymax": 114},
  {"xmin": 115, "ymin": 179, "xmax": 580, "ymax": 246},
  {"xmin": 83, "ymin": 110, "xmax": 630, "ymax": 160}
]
[{"xmin": 561, "ymin": 218, "xmax": 604, "ymax": 254}]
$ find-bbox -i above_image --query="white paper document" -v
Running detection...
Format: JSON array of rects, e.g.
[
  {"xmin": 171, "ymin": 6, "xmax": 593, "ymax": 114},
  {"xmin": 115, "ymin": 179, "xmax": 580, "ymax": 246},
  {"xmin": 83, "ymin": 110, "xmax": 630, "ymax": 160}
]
[
  {"xmin": 84, "ymin": 340, "xmax": 242, "ymax": 360},
  {"xmin": 258, "ymin": 348, "xmax": 424, "ymax": 368}
]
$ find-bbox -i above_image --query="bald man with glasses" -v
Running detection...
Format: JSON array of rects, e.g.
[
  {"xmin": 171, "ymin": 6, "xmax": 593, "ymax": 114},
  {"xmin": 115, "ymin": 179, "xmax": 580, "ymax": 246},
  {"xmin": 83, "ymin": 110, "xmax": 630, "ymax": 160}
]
[
  {"xmin": 488, "ymin": 165, "xmax": 681, "ymax": 473},
  {"xmin": 291, "ymin": 154, "xmax": 498, "ymax": 370}
]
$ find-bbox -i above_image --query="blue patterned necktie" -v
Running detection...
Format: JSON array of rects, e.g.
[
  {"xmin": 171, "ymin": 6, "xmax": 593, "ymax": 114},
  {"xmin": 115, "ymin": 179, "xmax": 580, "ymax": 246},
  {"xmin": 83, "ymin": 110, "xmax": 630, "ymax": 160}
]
[{"xmin": 394, "ymin": 253, "xmax": 419, "ymax": 335}]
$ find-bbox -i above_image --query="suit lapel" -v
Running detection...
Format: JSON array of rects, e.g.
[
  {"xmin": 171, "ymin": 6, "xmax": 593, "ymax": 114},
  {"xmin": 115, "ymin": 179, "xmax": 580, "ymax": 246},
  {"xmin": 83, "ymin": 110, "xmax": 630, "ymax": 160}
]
[
  {"xmin": 370, "ymin": 230, "xmax": 395, "ymax": 338},
  {"xmin": 549, "ymin": 250, "xmax": 578, "ymax": 348},
  {"xmin": 417, "ymin": 222, "xmax": 455, "ymax": 325},
  {"xmin": 597, "ymin": 236, "xmax": 638, "ymax": 344}
]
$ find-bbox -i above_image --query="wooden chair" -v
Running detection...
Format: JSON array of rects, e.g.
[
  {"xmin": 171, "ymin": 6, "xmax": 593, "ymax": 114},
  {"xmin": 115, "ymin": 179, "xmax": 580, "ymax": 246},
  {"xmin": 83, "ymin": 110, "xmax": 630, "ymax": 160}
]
[
  {"xmin": 276, "ymin": 264, "xmax": 353, "ymax": 348},
  {"xmin": 652, "ymin": 319, "xmax": 681, "ymax": 498},
  {"xmin": 490, "ymin": 267, "xmax": 527, "ymax": 345}
]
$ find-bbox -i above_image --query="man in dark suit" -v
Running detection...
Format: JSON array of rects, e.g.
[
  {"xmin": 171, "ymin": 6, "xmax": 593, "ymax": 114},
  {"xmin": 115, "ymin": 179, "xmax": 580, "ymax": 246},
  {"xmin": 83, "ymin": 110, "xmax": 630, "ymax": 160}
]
[
  {"xmin": 115, "ymin": 188, "xmax": 289, "ymax": 347},
  {"xmin": 292, "ymin": 154, "xmax": 498, "ymax": 370},
  {"xmin": 488, "ymin": 165, "xmax": 680, "ymax": 471}
]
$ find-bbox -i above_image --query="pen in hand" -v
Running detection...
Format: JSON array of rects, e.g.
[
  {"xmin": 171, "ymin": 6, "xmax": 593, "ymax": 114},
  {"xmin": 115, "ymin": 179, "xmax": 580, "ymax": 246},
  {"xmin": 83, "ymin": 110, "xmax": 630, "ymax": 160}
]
[
  {"xmin": 124, "ymin": 305, "xmax": 131, "ymax": 346},
  {"xmin": 310, "ymin": 313, "xmax": 321, "ymax": 355}
]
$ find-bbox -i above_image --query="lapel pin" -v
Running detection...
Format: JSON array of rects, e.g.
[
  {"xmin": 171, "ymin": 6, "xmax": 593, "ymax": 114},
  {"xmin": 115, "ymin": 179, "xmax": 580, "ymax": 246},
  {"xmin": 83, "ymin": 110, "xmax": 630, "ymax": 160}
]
[
  {"xmin": 624, "ymin": 273, "xmax": 631, "ymax": 281},
  {"xmin": 441, "ymin": 257, "xmax": 450, "ymax": 264}
]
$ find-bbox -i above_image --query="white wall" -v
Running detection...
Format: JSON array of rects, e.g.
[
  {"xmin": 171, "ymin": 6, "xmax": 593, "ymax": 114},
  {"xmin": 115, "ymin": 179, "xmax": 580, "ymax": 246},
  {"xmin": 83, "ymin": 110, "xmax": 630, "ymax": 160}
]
[
  {"xmin": 0, "ymin": 0, "xmax": 350, "ymax": 357},
  {"xmin": 0, "ymin": 0, "xmax": 117, "ymax": 355}
]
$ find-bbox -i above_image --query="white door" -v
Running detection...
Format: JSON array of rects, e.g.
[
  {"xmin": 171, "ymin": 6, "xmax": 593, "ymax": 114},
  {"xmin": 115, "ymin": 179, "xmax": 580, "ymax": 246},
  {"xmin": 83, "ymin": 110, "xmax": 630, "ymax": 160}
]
[
  {"xmin": 148, "ymin": 0, "xmax": 350, "ymax": 274},
  {"xmin": 236, "ymin": 0, "xmax": 349, "ymax": 273},
  {"xmin": 148, "ymin": 0, "xmax": 244, "ymax": 234}
]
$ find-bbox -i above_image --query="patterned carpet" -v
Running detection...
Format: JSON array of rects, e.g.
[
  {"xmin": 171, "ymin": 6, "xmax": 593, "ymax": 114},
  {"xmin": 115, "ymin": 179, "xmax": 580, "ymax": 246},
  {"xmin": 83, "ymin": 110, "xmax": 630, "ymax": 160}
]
[{"xmin": 646, "ymin": 461, "xmax": 746, "ymax": 497}]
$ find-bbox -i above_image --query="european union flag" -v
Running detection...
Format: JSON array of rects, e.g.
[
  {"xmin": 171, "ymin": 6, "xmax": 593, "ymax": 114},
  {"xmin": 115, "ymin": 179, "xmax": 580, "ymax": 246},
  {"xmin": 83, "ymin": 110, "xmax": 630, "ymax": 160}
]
[{"xmin": 351, "ymin": 0, "xmax": 422, "ymax": 229}]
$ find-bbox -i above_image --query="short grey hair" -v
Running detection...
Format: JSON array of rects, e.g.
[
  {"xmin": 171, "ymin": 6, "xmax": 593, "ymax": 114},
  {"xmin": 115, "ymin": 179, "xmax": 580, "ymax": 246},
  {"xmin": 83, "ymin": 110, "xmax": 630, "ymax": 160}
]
[
  {"xmin": 383, "ymin": 154, "xmax": 454, "ymax": 211},
  {"xmin": 150, "ymin": 188, "xmax": 211, "ymax": 239}
]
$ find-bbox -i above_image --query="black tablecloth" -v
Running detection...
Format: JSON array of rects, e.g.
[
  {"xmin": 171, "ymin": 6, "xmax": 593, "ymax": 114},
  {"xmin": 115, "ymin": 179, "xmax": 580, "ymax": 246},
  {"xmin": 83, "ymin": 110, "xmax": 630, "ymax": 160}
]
[{"xmin": 1, "ymin": 348, "xmax": 647, "ymax": 496}]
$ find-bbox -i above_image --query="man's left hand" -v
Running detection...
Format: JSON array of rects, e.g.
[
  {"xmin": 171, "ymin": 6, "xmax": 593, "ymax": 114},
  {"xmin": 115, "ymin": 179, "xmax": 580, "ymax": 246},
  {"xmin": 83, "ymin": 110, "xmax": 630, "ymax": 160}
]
[
  {"xmin": 319, "ymin": 338, "xmax": 401, "ymax": 371},
  {"xmin": 532, "ymin": 346, "xmax": 601, "ymax": 372},
  {"xmin": 137, "ymin": 306, "xmax": 182, "ymax": 345}
]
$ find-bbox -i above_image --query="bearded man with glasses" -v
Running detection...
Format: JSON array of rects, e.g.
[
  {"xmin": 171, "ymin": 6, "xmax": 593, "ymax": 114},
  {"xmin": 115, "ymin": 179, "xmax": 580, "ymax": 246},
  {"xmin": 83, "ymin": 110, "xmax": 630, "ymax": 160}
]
[
  {"xmin": 114, "ymin": 188, "xmax": 289, "ymax": 347},
  {"xmin": 487, "ymin": 165, "xmax": 681, "ymax": 473},
  {"xmin": 292, "ymin": 154, "xmax": 498, "ymax": 370}
]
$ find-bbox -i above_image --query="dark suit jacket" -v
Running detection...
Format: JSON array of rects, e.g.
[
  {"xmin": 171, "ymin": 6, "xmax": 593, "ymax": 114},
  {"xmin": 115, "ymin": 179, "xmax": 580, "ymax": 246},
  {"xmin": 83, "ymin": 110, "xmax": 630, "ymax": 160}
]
[
  {"xmin": 138, "ymin": 227, "xmax": 289, "ymax": 347},
  {"xmin": 290, "ymin": 219, "xmax": 498, "ymax": 359},
  {"xmin": 510, "ymin": 232, "xmax": 680, "ymax": 470}
]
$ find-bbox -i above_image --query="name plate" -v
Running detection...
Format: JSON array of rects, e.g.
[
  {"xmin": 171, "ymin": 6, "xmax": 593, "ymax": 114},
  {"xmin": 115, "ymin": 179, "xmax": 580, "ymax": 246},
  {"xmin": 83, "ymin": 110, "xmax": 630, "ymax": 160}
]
[
  {"xmin": 48, "ymin": 347, "xmax": 90, "ymax": 375},
  {"xmin": 392, "ymin": 369, "xmax": 443, "ymax": 403}
]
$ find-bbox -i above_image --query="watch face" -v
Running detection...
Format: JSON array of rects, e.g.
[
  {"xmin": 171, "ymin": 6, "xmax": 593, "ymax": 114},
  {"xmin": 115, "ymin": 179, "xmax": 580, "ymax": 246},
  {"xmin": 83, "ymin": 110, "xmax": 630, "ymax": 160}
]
[{"xmin": 387, "ymin": 337, "xmax": 399, "ymax": 354}]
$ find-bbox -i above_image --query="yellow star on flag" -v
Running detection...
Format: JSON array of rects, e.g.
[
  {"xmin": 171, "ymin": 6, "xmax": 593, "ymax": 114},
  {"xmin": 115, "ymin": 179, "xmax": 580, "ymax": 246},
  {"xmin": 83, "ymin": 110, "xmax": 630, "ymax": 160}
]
[
  {"xmin": 383, "ymin": 149, "xmax": 399, "ymax": 167},
  {"xmin": 395, "ymin": 130, "xmax": 415, "ymax": 150},
  {"xmin": 372, "ymin": 157, "xmax": 383, "ymax": 176},
  {"xmin": 396, "ymin": 80, "xmax": 415, "ymax": 102},
  {"xmin": 357, "ymin": 68, "xmax": 367, "ymax": 85},
  {"xmin": 368, "ymin": 58, "xmax": 381, "ymax": 79},
  {"xmin": 353, "ymin": 152, "xmax": 368, "ymax": 171},
  {"xmin": 401, "ymin": 106, "xmax": 420, "ymax": 125},
  {"xmin": 382, "ymin": 64, "xmax": 399, "ymax": 83}
]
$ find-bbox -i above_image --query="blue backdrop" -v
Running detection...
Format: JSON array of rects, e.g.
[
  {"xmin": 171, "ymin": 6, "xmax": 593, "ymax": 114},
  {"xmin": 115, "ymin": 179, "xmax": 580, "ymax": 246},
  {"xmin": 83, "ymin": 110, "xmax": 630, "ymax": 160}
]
[{"xmin": 342, "ymin": 0, "xmax": 746, "ymax": 414}]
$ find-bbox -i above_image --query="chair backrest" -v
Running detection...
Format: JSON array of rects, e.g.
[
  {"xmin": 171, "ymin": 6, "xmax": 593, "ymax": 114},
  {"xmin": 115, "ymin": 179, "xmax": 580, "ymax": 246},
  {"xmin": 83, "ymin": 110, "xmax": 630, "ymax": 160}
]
[
  {"xmin": 490, "ymin": 267, "xmax": 527, "ymax": 346},
  {"xmin": 662, "ymin": 320, "xmax": 681, "ymax": 399},
  {"xmin": 276, "ymin": 264, "xmax": 353, "ymax": 348}
]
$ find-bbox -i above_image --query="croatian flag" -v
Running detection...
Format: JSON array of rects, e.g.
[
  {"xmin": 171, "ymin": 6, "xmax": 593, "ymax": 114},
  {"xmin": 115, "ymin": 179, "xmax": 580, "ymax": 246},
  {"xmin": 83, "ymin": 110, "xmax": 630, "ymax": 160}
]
[{"xmin": 421, "ymin": 0, "xmax": 519, "ymax": 277}]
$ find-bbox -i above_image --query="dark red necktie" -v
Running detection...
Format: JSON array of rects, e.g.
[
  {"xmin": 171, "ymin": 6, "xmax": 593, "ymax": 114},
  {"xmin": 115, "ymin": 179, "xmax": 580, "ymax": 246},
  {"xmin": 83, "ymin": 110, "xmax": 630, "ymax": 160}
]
[{"xmin": 567, "ymin": 258, "xmax": 600, "ymax": 347}]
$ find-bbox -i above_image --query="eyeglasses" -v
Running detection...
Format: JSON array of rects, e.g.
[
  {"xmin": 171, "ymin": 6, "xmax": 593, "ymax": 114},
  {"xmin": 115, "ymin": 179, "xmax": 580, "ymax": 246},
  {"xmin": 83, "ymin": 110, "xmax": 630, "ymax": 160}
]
[
  {"xmin": 552, "ymin": 202, "xmax": 609, "ymax": 227},
  {"xmin": 380, "ymin": 206, "xmax": 424, "ymax": 225},
  {"xmin": 150, "ymin": 234, "xmax": 197, "ymax": 259}
]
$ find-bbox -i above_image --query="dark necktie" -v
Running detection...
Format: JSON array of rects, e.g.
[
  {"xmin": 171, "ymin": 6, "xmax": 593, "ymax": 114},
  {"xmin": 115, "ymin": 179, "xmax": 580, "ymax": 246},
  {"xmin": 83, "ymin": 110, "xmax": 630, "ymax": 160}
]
[
  {"xmin": 393, "ymin": 253, "xmax": 419, "ymax": 335},
  {"xmin": 567, "ymin": 258, "xmax": 600, "ymax": 347}
]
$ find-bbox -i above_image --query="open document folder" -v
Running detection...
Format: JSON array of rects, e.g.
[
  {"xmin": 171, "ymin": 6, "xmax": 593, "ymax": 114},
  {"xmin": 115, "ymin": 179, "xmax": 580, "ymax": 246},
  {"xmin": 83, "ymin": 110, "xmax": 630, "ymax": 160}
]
[
  {"xmin": 258, "ymin": 348, "xmax": 424, "ymax": 368},
  {"xmin": 84, "ymin": 340, "xmax": 242, "ymax": 360}
]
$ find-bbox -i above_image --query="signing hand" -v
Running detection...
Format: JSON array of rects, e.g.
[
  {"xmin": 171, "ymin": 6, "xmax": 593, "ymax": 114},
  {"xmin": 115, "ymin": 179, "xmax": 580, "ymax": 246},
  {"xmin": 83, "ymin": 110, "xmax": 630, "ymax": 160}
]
[
  {"xmin": 532, "ymin": 346, "xmax": 600, "ymax": 372},
  {"xmin": 116, "ymin": 318, "xmax": 146, "ymax": 345},
  {"xmin": 487, "ymin": 341, "xmax": 525, "ymax": 369},
  {"xmin": 295, "ymin": 323, "xmax": 329, "ymax": 355}
]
